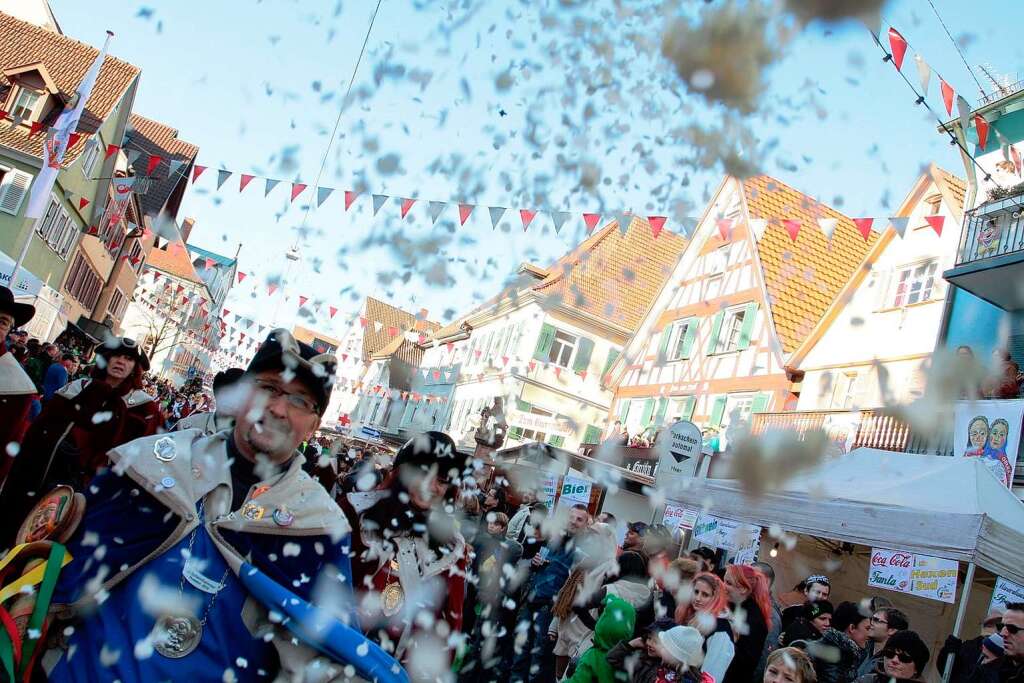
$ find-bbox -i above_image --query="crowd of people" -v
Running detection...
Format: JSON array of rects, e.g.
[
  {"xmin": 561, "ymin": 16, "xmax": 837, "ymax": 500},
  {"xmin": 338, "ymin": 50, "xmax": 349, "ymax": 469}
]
[{"xmin": 0, "ymin": 286, "xmax": 1022, "ymax": 683}]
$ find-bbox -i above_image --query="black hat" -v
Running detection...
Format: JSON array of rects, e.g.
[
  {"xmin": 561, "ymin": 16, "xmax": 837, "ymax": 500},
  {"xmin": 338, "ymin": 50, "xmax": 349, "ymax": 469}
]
[
  {"xmin": 213, "ymin": 367, "xmax": 245, "ymax": 393},
  {"xmin": 247, "ymin": 329, "xmax": 336, "ymax": 415},
  {"xmin": 0, "ymin": 286, "xmax": 35, "ymax": 328},
  {"xmin": 884, "ymin": 630, "xmax": 930, "ymax": 677},
  {"xmin": 393, "ymin": 431, "xmax": 464, "ymax": 482},
  {"xmin": 97, "ymin": 336, "xmax": 149, "ymax": 371},
  {"xmin": 627, "ymin": 521, "xmax": 649, "ymax": 535},
  {"xmin": 804, "ymin": 599, "xmax": 834, "ymax": 621}
]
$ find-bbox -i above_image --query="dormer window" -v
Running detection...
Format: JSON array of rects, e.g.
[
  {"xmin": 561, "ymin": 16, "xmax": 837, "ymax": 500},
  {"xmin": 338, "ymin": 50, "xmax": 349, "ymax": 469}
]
[
  {"xmin": 3, "ymin": 62, "xmax": 61, "ymax": 124},
  {"xmin": 11, "ymin": 88, "xmax": 41, "ymax": 120}
]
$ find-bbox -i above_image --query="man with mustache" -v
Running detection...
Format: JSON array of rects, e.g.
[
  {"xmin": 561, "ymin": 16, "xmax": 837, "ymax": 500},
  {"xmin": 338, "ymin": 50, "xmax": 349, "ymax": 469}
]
[{"xmin": 31, "ymin": 329, "xmax": 399, "ymax": 682}]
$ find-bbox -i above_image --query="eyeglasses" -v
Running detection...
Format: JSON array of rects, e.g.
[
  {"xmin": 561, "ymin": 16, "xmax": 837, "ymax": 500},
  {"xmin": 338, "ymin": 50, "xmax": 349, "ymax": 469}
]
[
  {"xmin": 870, "ymin": 616, "xmax": 889, "ymax": 626},
  {"xmin": 1003, "ymin": 623, "xmax": 1023, "ymax": 635},
  {"xmin": 882, "ymin": 649, "xmax": 914, "ymax": 664},
  {"xmin": 253, "ymin": 379, "xmax": 318, "ymax": 414}
]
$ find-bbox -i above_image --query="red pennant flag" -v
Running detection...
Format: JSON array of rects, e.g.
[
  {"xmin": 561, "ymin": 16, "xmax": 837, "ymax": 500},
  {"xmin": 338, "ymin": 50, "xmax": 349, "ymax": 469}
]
[
  {"xmin": 446, "ymin": 342, "xmax": 454, "ymax": 353},
  {"xmin": 222, "ymin": 309, "xmax": 230, "ymax": 317},
  {"xmin": 975, "ymin": 115, "xmax": 990, "ymax": 150},
  {"xmin": 192, "ymin": 165, "xmax": 208, "ymax": 183},
  {"xmin": 78, "ymin": 197, "xmax": 90, "ymax": 210},
  {"xmin": 458, "ymin": 204, "xmax": 474, "ymax": 225},
  {"xmin": 401, "ymin": 198, "xmax": 416, "ymax": 218},
  {"xmin": 359, "ymin": 316, "xmax": 368, "ymax": 328},
  {"xmin": 925, "ymin": 215, "xmax": 945, "ymax": 236},
  {"xmin": 782, "ymin": 219, "xmax": 801, "ymax": 242},
  {"xmin": 1012, "ymin": 146, "xmax": 1022, "ymax": 175},
  {"xmin": 176, "ymin": 284, "xmax": 185, "ymax": 294},
  {"xmin": 387, "ymin": 326, "xmax": 398, "ymax": 337},
  {"xmin": 344, "ymin": 190, "xmax": 359, "ymax": 211},
  {"xmin": 28, "ymin": 121, "xmax": 46, "ymax": 138},
  {"xmin": 0, "ymin": 110, "xmax": 6, "ymax": 122},
  {"xmin": 528, "ymin": 360, "xmax": 537, "ymax": 373},
  {"xmin": 67, "ymin": 132, "xmax": 83, "ymax": 149},
  {"xmin": 519, "ymin": 209, "xmax": 536, "ymax": 230},
  {"xmin": 583, "ymin": 213, "xmax": 601, "ymax": 233},
  {"xmin": 268, "ymin": 284, "xmax": 278, "ymax": 296},
  {"xmin": 887, "ymin": 27, "xmax": 908, "ymax": 71},
  {"xmin": 553, "ymin": 367, "xmax": 561, "ymax": 378},
  {"xmin": 239, "ymin": 174, "xmax": 256, "ymax": 192},
  {"xmin": 501, "ymin": 355, "xmax": 509, "ymax": 366},
  {"xmin": 578, "ymin": 370, "xmax": 588, "ymax": 380},
  {"xmin": 940, "ymin": 79, "xmax": 955, "ymax": 116},
  {"xmin": 105, "ymin": 143, "xmax": 119, "ymax": 159},
  {"xmin": 433, "ymin": 370, "xmax": 442, "ymax": 380},
  {"xmin": 648, "ymin": 216, "xmax": 667, "ymax": 238},
  {"xmin": 290, "ymin": 183, "xmax": 307, "ymax": 202},
  {"xmin": 86, "ymin": 225, "xmax": 98, "ymax": 236},
  {"xmin": 717, "ymin": 218, "xmax": 733, "ymax": 241},
  {"xmin": 130, "ymin": 256, "xmax": 141, "ymax": 266},
  {"xmin": 146, "ymin": 155, "xmax": 163, "ymax": 175},
  {"xmin": 153, "ymin": 272, "xmax": 162, "ymax": 281},
  {"xmin": 237, "ymin": 271, "xmax": 247, "ymax": 283},
  {"xmin": 853, "ymin": 218, "xmax": 874, "ymax": 241},
  {"xmin": 299, "ymin": 295, "xmax": 308, "ymax": 307}
]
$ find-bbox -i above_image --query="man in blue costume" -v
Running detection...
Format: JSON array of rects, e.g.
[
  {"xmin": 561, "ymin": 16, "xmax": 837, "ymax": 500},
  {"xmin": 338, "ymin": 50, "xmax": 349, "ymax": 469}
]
[{"xmin": 38, "ymin": 329, "xmax": 400, "ymax": 682}]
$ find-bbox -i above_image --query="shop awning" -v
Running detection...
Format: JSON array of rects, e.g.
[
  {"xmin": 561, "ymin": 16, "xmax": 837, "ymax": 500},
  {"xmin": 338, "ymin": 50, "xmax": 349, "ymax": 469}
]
[{"xmin": 664, "ymin": 449, "xmax": 1024, "ymax": 585}]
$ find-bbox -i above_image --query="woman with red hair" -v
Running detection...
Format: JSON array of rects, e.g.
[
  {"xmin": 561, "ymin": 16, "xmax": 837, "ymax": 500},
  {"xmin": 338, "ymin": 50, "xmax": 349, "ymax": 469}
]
[
  {"xmin": 675, "ymin": 571, "xmax": 735, "ymax": 682},
  {"xmin": 724, "ymin": 564, "xmax": 773, "ymax": 683},
  {"xmin": 1, "ymin": 338, "xmax": 158, "ymax": 545}
]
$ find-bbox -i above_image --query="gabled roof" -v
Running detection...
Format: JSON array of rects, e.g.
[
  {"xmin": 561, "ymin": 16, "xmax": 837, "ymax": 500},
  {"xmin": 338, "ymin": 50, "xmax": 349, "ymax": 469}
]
[
  {"xmin": 126, "ymin": 113, "xmax": 198, "ymax": 218},
  {"xmin": 742, "ymin": 174, "xmax": 879, "ymax": 353},
  {"xmin": 933, "ymin": 165, "xmax": 967, "ymax": 225},
  {"xmin": 530, "ymin": 217, "xmax": 687, "ymax": 332},
  {"xmin": 146, "ymin": 241, "xmax": 203, "ymax": 284},
  {"xmin": 187, "ymin": 243, "xmax": 236, "ymax": 267},
  {"xmin": 361, "ymin": 296, "xmax": 439, "ymax": 362},
  {"xmin": 0, "ymin": 11, "xmax": 139, "ymax": 164}
]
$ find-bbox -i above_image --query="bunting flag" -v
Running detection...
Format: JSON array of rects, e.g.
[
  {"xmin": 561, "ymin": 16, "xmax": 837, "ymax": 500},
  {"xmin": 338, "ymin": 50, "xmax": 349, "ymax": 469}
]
[
  {"xmin": 168, "ymin": 159, "xmax": 185, "ymax": 178},
  {"xmin": 648, "ymin": 216, "xmax": 667, "ymax": 239},
  {"xmin": 887, "ymin": 27, "xmax": 908, "ymax": 71},
  {"xmin": 616, "ymin": 213, "xmax": 632, "ymax": 235},
  {"xmin": 551, "ymin": 211, "xmax": 571, "ymax": 234},
  {"xmin": 216, "ymin": 169, "xmax": 232, "ymax": 190},
  {"xmin": 925, "ymin": 215, "xmax": 945, "ymax": 236},
  {"xmin": 583, "ymin": 213, "xmax": 601, "ymax": 233},
  {"xmin": 458, "ymin": 204, "xmax": 474, "ymax": 225},
  {"xmin": 782, "ymin": 219, "xmax": 801, "ymax": 242},
  {"xmin": 146, "ymin": 154, "xmax": 163, "ymax": 176},
  {"xmin": 265, "ymin": 178, "xmax": 280, "ymax": 197},
  {"xmin": 400, "ymin": 198, "xmax": 416, "ymax": 218},
  {"xmin": 940, "ymin": 79, "xmax": 955, "ymax": 116},
  {"xmin": 372, "ymin": 194, "xmax": 389, "ymax": 215},
  {"xmin": 299, "ymin": 295, "xmax": 309, "ymax": 307},
  {"xmin": 488, "ymin": 206, "xmax": 506, "ymax": 229},
  {"xmin": 329, "ymin": 306, "xmax": 338, "ymax": 318},
  {"xmin": 853, "ymin": 218, "xmax": 874, "ymax": 241},
  {"xmin": 290, "ymin": 183, "xmax": 307, "ymax": 202},
  {"xmin": 316, "ymin": 186, "xmax": 333, "ymax": 207},
  {"xmin": 28, "ymin": 121, "xmax": 46, "ymax": 138},
  {"xmin": 716, "ymin": 218, "xmax": 733, "ymax": 241},
  {"xmin": 78, "ymin": 197, "xmax": 90, "ymax": 210},
  {"xmin": 889, "ymin": 216, "xmax": 910, "ymax": 238},
  {"xmin": 428, "ymin": 200, "xmax": 446, "ymax": 224},
  {"xmin": 105, "ymin": 143, "xmax": 120, "ymax": 160},
  {"xmin": 67, "ymin": 132, "xmax": 84, "ymax": 150},
  {"xmin": 914, "ymin": 54, "xmax": 931, "ymax": 95},
  {"xmin": 519, "ymin": 209, "xmax": 536, "ymax": 230},
  {"xmin": 344, "ymin": 190, "xmax": 359, "ymax": 211},
  {"xmin": 681, "ymin": 217, "xmax": 701, "ymax": 238},
  {"xmin": 239, "ymin": 174, "xmax": 256, "ymax": 192},
  {"xmin": 975, "ymin": 114, "xmax": 990, "ymax": 150},
  {"xmin": 237, "ymin": 271, "xmax": 247, "ymax": 283},
  {"xmin": 192, "ymin": 165, "xmax": 207, "ymax": 183},
  {"xmin": 268, "ymin": 284, "xmax": 278, "ymax": 296},
  {"xmin": 956, "ymin": 96, "xmax": 971, "ymax": 134},
  {"xmin": 818, "ymin": 218, "xmax": 838, "ymax": 241}
]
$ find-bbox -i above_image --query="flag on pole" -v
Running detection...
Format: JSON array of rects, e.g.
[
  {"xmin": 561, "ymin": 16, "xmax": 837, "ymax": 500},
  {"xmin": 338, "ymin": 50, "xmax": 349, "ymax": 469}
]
[{"xmin": 26, "ymin": 31, "xmax": 113, "ymax": 219}]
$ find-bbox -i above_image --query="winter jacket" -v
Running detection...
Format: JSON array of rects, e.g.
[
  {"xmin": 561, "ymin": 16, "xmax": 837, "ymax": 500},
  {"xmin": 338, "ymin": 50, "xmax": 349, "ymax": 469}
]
[
  {"xmin": 967, "ymin": 657, "xmax": 1024, "ymax": 683},
  {"xmin": 41, "ymin": 361, "xmax": 68, "ymax": 400},
  {"xmin": 571, "ymin": 577, "xmax": 653, "ymax": 657},
  {"xmin": 606, "ymin": 641, "xmax": 661, "ymax": 683},
  {"xmin": 567, "ymin": 594, "xmax": 636, "ymax": 683},
  {"xmin": 526, "ymin": 535, "xmax": 577, "ymax": 603},
  {"xmin": 938, "ymin": 635, "xmax": 985, "ymax": 683},
  {"xmin": 173, "ymin": 409, "xmax": 234, "ymax": 435},
  {"xmin": 723, "ymin": 596, "xmax": 769, "ymax": 683},
  {"xmin": 0, "ymin": 346, "xmax": 34, "ymax": 483},
  {"xmin": 815, "ymin": 628, "xmax": 866, "ymax": 683},
  {"xmin": 703, "ymin": 616, "xmax": 736, "ymax": 683}
]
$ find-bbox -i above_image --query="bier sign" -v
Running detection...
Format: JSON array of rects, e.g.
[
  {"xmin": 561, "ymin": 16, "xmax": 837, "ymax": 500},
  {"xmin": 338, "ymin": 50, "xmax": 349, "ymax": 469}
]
[{"xmin": 656, "ymin": 420, "xmax": 701, "ymax": 491}]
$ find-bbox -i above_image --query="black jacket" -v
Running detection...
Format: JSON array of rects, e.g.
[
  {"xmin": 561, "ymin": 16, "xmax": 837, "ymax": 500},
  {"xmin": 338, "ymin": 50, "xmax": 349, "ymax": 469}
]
[
  {"xmin": 967, "ymin": 657, "xmax": 1024, "ymax": 683},
  {"xmin": 724, "ymin": 596, "xmax": 770, "ymax": 683}
]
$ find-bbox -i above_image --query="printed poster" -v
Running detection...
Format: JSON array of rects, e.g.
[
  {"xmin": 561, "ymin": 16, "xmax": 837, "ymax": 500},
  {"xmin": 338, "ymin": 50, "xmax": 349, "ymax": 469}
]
[
  {"xmin": 868, "ymin": 548, "xmax": 958, "ymax": 603},
  {"xmin": 692, "ymin": 513, "xmax": 761, "ymax": 552},
  {"xmin": 989, "ymin": 577, "xmax": 1024, "ymax": 614},
  {"xmin": 663, "ymin": 503, "xmax": 700, "ymax": 539},
  {"xmin": 953, "ymin": 399, "xmax": 1024, "ymax": 488},
  {"xmin": 556, "ymin": 473, "xmax": 592, "ymax": 509}
]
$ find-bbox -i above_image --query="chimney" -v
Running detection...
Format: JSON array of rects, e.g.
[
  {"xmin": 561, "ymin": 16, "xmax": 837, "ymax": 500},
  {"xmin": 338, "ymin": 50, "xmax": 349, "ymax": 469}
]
[{"xmin": 180, "ymin": 217, "xmax": 196, "ymax": 243}]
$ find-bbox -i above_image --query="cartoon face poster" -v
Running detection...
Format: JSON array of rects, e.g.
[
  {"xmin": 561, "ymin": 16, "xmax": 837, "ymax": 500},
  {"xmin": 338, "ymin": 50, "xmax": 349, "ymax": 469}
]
[{"xmin": 953, "ymin": 399, "xmax": 1024, "ymax": 488}]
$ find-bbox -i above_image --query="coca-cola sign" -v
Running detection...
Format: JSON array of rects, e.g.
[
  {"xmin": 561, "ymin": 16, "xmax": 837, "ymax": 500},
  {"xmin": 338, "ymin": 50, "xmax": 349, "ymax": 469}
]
[{"xmin": 867, "ymin": 548, "xmax": 958, "ymax": 604}]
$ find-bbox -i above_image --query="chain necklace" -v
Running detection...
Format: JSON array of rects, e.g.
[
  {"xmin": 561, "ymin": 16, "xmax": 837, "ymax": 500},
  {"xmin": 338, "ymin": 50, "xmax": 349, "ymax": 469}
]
[{"xmin": 154, "ymin": 501, "xmax": 231, "ymax": 659}]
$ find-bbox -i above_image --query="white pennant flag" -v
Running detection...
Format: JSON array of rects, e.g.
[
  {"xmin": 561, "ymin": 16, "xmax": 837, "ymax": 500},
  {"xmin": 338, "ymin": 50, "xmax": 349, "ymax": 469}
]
[
  {"xmin": 428, "ymin": 201, "xmax": 447, "ymax": 224},
  {"xmin": 914, "ymin": 54, "xmax": 931, "ymax": 96},
  {"xmin": 957, "ymin": 96, "xmax": 972, "ymax": 134},
  {"xmin": 818, "ymin": 218, "xmax": 839, "ymax": 241},
  {"xmin": 889, "ymin": 216, "xmax": 911, "ymax": 238},
  {"xmin": 748, "ymin": 219, "xmax": 768, "ymax": 241},
  {"xmin": 488, "ymin": 206, "xmax": 507, "ymax": 229},
  {"xmin": 550, "ymin": 211, "xmax": 571, "ymax": 234}
]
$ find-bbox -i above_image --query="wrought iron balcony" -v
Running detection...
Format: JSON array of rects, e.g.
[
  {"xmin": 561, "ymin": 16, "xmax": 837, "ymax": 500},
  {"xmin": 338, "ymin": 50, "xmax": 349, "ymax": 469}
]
[{"xmin": 956, "ymin": 193, "xmax": 1024, "ymax": 266}]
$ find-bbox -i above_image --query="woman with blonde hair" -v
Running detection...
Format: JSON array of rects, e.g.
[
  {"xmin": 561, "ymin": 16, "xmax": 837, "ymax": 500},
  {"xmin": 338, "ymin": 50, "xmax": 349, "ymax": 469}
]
[
  {"xmin": 765, "ymin": 647, "xmax": 818, "ymax": 683},
  {"xmin": 675, "ymin": 571, "xmax": 735, "ymax": 682}
]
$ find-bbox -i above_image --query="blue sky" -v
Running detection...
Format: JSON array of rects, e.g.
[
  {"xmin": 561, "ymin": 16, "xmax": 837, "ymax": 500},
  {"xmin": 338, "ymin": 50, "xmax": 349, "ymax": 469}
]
[{"xmin": 49, "ymin": 0, "xmax": 1024, "ymax": 339}]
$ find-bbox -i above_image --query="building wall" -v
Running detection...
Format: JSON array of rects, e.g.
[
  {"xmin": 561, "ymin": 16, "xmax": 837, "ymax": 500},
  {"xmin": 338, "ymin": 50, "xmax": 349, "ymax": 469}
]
[
  {"xmin": 797, "ymin": 178, "xmax": 961, "ymax": 410},
  {"xmin": 324, "ymin": 318, "xmax": 367, "ymax": 423}
]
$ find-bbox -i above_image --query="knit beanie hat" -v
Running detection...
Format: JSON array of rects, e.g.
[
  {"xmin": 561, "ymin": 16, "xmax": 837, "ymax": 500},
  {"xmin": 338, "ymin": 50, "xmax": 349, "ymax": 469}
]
[
  {"xmin": 886, "ymin": 630, "xmax": 931, "ymax": 677},
  {"xmin": 658, "ymin": 626, "xmax": 705, "ymax": 668}
]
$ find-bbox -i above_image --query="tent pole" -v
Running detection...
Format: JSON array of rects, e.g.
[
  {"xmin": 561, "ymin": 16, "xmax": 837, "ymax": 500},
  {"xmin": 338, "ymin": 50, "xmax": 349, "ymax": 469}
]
[{"xmin": 941, "ymin": 561, "xmax": 976, "ymax": 683}]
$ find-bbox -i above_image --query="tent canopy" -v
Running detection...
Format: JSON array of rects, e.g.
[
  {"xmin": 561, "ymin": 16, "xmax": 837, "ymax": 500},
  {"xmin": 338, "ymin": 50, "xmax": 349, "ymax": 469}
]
[{"xmin": 667, "ymin": 449, "xmax": 1024, "ymax": 584}]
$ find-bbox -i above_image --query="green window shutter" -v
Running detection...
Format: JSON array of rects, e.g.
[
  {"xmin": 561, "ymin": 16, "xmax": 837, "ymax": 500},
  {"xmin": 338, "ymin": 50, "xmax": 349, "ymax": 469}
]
[
  {"xmin": 658, "ymin": 323, "xmax": 673, "ymax": 358},
  {"xmin": 572, "ymin": 337, "xmax": 595, "ymax": 373},
  {"xmin": 654, "ymin": 397, "xmax": 669, "ymax": 426},
  {"xmin": 515, "ymin": 399, "xmax": 532, "ymax": 412},
  {"xmin": 548, "ymin": 435, "xmax": 565, "ymax": 447},
  {"xmin": 582, "ymin": 424, "xmax": 602, "ymax": 444},
  {"xmin": 617, "ymin": 399, "xmax": 631, "ymax": 421},
  {"xmin": 751, "ymin": 392, "xmax": 771, "ymax": 413},
  {"xmin": 682, "ymin": 395, "xmax": 697, "ymax": 421},
  {"xmin": 509, "ymin": 426, "xmax": 524, "ymax": 440},
  {"xmin": 706, "ymin": 311, "xmax": 725, "ymax": 355},
  {"xmin": 737, "ymin": 302, "xmax": 759, "ymax": 350},
  {"xmin": 681, "ymin": 319, "xmax": 698, "ymax": 359},
  {"xmin": 602, "ymin": 348, "xmax": 620, "ymax": 377},
  {"xmin": 533, "ymin": 323, "xmax": 556, "ymax": 360},
  {"xmin": 640, "ymin": 398, "xmax": 656, "ymax": 427},
  {"xmin": 709, "ymin": 396, "xmax": 727, "ymax": 427}
]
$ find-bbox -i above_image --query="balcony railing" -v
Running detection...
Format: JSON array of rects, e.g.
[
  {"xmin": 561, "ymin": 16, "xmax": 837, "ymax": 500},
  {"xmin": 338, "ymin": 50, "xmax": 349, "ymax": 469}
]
[
  {"xmin": 956, "ymin": 194, "xmax": 1024, "ymax": 266},
  {"xmin": 750, "ymin": 409, "xmax": 953, "ymax": 456}
]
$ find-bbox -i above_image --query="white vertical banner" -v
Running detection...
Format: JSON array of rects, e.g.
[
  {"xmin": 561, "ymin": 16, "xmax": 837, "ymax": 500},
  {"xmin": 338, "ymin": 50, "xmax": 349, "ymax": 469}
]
[{"xmin": 953, "ymin": 399, "xmax": 1024, "ymax": 488}]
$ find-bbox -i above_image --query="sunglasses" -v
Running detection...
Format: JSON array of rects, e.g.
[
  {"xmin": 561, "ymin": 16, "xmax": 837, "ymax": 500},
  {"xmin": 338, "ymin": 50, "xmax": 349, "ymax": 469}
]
[
  {"xmin": 1003, "ymin": 623, "xmax": 1023, "ymax": 635},
  {"xmin": 882, "ymin": 649, "xmax": 914, "ymax": 664}
]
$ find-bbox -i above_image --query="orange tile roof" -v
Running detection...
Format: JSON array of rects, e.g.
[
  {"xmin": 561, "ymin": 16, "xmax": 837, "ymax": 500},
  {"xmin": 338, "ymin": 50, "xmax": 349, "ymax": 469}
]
[
  {"xmin": 531, "ymin": 217, "xmax": 687, "ymax": 331},
  {"xmin": 742, "ymin": 174, "xmax": 879, "ymax": 353},
  {"xmin": 127, "ymin": 113, "xmax": 198, "ymax": 218},
  {"xmin": 0, "ymin": 12, "xmax": 139, "ymax": 165},
  {"xmin": 361, "ymin": 296, "xmax": 439, "ymax": 362},
  {"xmin": 146, "ymin": 240, "xmax": 204, "ymax": 284}
]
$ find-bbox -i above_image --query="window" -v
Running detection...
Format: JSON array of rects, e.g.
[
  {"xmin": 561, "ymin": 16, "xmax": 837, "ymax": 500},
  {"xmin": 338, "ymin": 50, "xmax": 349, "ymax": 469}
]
[
  {"xmin": 81, "ymin": 140, "xmax": 101, "ymax": 178},
  {"xmin": 11, "ymin": 89, "xmax": 41, "ymax": 120},
  {"xmin": 892, "ymin": 261, "xmax": 937, "ymax": 307},
  {"xmin": 717, "ymin": 307, "xmax": 747, "ymax": 353},
  {"xmin": 520, "ymin": 406, "xmax": 552, "ymax": 443},
  {"xmin": 829, "ymin": 372, "xmax": 860, "ymax": 410},
  {"xmin": 706, "ymin": 245, "xmax": 729, "ymax": 275},
  {"xmin": 128, "ymin": 240, "xmax": 145, "ymax": 274},
  {"xmin": 36, "ymin": 196, "xmax": 78, "ymax": 259},
  {"xmin": 667, "ymin": 396, "xmax": 696, "ymax": 423},
  {"xmin": 108, "ymin": 288, "xmax": 126, "ymax": 319},
  {"xmin": 0, "ymin": 166, "xmax": 33, "ymax": 216},
  {"xmin": 548, "ymin": 330, "xmax": 577, "ymax": 367},
  {"xmin": 723, "ymin": 393, "xmax": 755, "ymax": 428},
  {"xmin": 705, "ymin": 274, "xmax": 724, "ymax": 299},
  {"xmin": 668, "ymin": 318, "xmax": 697, "ymax": 361},
  {"xmin": 64, "ymin": 253, "xmax": 102, "ymax": 308}
]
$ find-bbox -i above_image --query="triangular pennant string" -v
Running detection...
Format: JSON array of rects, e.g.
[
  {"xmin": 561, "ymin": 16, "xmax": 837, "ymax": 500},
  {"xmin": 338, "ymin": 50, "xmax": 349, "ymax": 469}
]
[
  {"xmin": 975, "ymin": 115, "xmax": 990, "ymax": 150},
  {"xmin": 889, "ymin": 216, "xmax": 910, "ymax": 238},
  {"xmin": 428, "ymin": 201, "xmax": 447, "ymax": 224},
  {"xmin": 817, "ymin": 218, "xmax": 839, "ymax": 241},
  {"xmin": 940, "ymin": 79, "xmax": 955, "ymax": 116},
  {"xmin": 290, "ymin": 183, "xmax": 307, "ymax": 202},
  {"xmin": 458, "ymin": 204, "xmax": 474, "ymax": 226},
  {"xmin": 925, "ymin": 215, "xmax": 945, "ymax": 236},
  {"xmin": 914, "ymin": 54, "xmax": 931, "ymax": 95},
  {"xmin": 582, "ymin": 213, "xmax": 601, "ymax": 233},
  {"xmin": 264, "ymin": 178, "xmax": 281, "ymax": 197},
  {"xmin": 887, "ymin": 27, "xmax": 908, "ymax": 71},
  {"xmin": 488, "ymin": 206, "xmax": 506, "ymax": 229},
  {"xmin": 853, "ymin": 218, "xmax": 874, "ymax": 241},
  {"xmin": 519, "ymin": 209, "xmax": 537, "ymax": 230},
  {"xmin": 372, "ymin": 194, "xmax": 389, "ymax": 215},
  {"xmin": 216, "ymin": 169, "xmax": 232, "ymax": 190},
  {"xmin": 717, "ymin": 218, "xmax": 733, "ymax": 241},
  {"xmin": 400, "ymin": 198, "xmax": 416, "ymax": 218},
  {"xmin": 344, "ymin": 190, "xmax": 359, "ymax": 211},
  {"xmin": 550, "ymin": 211, "xmax": 571, "ymax": 234},
  {"xmin": 648, "ymin": 216, "xmax": 667, "ymax": 238},
  {"xmin": 782, "ymin": 219, "xmax": 801, "ymax": 242},
  {"xmin": 191, "ymin": 165, "xmax": 207, "ymax": 183},
  {"xmin": 239, "ymin": 174, "xmax": 256, "ymax": 192},
  {"xmin": 316, "ymin": 186, "xmax": 334, "ymax": 207}
]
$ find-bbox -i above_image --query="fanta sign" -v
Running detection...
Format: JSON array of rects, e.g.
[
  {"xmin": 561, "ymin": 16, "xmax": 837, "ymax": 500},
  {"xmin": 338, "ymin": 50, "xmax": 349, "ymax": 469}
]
[{"xmin": 868, "ymin": 548, "xmax": 958, "ymax": 603}]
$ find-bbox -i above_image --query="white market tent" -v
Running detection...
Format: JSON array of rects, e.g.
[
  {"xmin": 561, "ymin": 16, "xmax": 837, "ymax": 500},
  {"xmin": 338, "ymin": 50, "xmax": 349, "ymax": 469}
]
[{"xmin": 665, "ymin": 448, "xmax": 1024, "ymax": 586}]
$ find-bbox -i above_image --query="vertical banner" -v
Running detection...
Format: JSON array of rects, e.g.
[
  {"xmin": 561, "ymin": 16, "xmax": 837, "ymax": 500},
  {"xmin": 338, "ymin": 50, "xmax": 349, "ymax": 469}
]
[{"xmin": 953, "ymin": 399, "xmax": 1024, "ymax": 488}]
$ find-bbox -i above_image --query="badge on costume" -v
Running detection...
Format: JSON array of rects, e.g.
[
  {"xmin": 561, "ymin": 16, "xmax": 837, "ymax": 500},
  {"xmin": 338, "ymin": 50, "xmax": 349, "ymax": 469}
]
[
  {"xmin": 381, "ymin": 581, "xmax": 404, "ymax": 617},
  {"xmin": 241, "ymin": 501, "xmax": 265, "ymax": 520},
  {"xmin": 154, "ymin": 436, "xmax": 177, "ymax": 462},
  {"xmin": 251, "ymin": 485, "xmax": 270, "ymax": 498},
  {"xmin": 272, "ymin": 507, "xmax": 294, "ymax": 527},
  {"xmin": 183, "ymin": 558, "xmax": 225, "ymax": 595}
]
